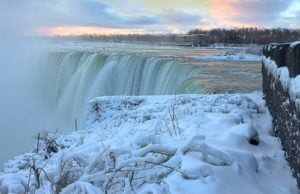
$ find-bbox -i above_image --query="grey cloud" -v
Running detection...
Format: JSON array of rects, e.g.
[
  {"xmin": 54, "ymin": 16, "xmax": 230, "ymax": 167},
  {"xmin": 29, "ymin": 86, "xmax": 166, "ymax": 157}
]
[
  {"xmin": 1, "ymin": 0, "xmax": 206, "ymax": 33},
  {"xmin": 43, "ymin": 0, "xmax": 159, "ymax": 28},
  {"xmin": 282, "ymin": 11, "xmax": 300, "ymax": 27},
  {"xmin": 0, "ymin": 0, "xmax": 159, "ymax": 29},
  {"xmin": 122, "ymin": 15, "xmax": 159, "ymax": 26},
  {"xmin": 58, "ymin": 1, "xmax": 201, "ymax": 28},
  {"xmin": 225, "ymin": 0, "xmax": 293, "ymax": 24},
  {"xmin": 159, "ymin": 9, "xmax": 202, "ymax": 24}
]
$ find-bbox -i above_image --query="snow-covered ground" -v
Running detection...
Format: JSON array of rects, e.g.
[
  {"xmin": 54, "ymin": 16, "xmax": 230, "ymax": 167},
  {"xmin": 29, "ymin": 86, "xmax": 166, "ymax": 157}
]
[
  {"xmin": 0, "ymin": 93, "xmax": 298, "ymax": 194},
  {"xmin": 199, "ymin": 51, "xmax": 261, "ymax": 61}
]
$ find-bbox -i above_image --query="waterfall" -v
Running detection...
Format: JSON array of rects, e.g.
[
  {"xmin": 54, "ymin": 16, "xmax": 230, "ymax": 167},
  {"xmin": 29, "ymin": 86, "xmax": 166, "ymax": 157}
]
[{"xmin": 33, "ymin": 51, "xmax": 204, "ymax": 129}]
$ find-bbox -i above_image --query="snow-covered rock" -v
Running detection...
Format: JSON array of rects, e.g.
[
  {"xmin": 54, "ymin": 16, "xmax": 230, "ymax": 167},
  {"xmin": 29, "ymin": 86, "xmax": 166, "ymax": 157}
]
[{"xmin": 263, "ymin": 56, "xmax": 300, "ymax": 111}]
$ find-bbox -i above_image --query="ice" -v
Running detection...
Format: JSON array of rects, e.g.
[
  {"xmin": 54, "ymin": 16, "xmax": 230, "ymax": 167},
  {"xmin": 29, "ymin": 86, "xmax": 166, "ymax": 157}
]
[
  {"xmin": 0, "ymin": 93, "xmax": 298, "ymax": 193},
  {"xmin": 263, "ymin": 56, "xmax": 300, "ymax": 111},
  {"xmin": 198, "ymin": 51, "xmax": 261, "ymax": 61},
  {"xmin": 291, "ymin": 41, "xmax": 300, "ymax": 48},
  {"xmin": 60, "ymin": 181, "xmax": 103, "ymax": 194}
]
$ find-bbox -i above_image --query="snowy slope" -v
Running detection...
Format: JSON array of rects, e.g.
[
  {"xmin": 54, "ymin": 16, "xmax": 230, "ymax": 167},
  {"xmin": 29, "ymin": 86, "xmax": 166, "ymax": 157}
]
[{"xmin": 0, "ymin": 93, "xmax": 298, "ymax": 194}]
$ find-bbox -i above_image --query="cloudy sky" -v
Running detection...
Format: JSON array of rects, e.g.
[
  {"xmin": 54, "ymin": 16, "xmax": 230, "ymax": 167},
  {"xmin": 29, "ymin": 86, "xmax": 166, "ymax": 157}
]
[{"xmin": 2, "ymin": 0, "xmax": 300, "ymax": 35}]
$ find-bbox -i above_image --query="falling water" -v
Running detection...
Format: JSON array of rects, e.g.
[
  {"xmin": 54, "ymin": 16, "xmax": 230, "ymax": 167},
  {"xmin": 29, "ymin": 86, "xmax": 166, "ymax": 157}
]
[{"xmin": 33, "ymin": 51, "xmax": 204, "ymax": 129}]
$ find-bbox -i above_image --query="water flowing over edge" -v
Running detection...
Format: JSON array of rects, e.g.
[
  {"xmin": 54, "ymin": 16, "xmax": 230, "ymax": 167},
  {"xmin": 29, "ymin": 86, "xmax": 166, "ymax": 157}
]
[{"xmin": 33, "ymin": 51, "xmax": 205, "ymax": 129}]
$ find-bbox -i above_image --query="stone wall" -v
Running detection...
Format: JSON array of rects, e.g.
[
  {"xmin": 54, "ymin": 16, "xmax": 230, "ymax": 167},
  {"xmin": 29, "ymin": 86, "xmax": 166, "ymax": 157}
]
[{"xmin": 262, "ymin": 42, "xmax": 300, "ymax": 187}]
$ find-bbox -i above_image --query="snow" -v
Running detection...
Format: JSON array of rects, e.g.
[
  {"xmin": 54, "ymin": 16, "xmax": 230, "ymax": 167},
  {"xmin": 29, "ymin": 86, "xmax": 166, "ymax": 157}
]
[
  {"xmin": 263, "ymin": 56, "xmax": 300, "ymax": 110},
  {"xmin": 0, "ymin": 93, "xmax": 298, "ymax": 193},
  {"xmin": 198, "ymin": 51, "xmax": 261, "ymax": 61},
  {"xmin": 291, "ymin": 41, "xmax": 300, "ymax": 48}
]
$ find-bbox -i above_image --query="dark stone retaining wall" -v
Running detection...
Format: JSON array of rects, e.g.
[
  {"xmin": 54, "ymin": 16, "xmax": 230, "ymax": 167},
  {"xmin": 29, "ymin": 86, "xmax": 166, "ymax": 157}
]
[{"xmin": 262, "ymin": 43, "xmax": 300, "ymax": 187}]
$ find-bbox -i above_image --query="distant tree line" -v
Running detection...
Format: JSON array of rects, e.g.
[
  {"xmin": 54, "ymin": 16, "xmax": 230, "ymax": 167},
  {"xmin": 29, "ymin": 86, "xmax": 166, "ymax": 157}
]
[
  {"xmin": 50, "ymin": 34, "xmax": 197, "ymax": 46},
  {"xmin": 187, "ymin": 28, "xmax": 300, "ymax": 45},
  {"xmin": 50, "ymin": 28, "xmax": 300, "ymax": 46}
]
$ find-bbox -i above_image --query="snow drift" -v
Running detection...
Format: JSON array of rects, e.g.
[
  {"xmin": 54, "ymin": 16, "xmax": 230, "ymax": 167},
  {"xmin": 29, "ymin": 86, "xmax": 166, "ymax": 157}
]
[{"xmin": 0, "ymin": 93, "xmax": 298, "ymax": 194}]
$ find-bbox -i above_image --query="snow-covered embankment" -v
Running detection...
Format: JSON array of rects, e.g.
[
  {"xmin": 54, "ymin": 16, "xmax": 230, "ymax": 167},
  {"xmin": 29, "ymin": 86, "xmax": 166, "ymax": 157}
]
[
  {"xmin": 262, "ymin": 42, "xmax": 300, "ymax": 188},
  {"xmin": 0, "ymin": 94, "xmax": 298, "ymax": 193}
]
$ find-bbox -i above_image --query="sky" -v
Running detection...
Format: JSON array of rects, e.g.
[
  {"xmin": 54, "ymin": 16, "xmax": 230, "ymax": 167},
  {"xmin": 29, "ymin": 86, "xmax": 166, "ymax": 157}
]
[{"xmin": 2, "ymin": 0, "xmax": 300, "ymax": 35}]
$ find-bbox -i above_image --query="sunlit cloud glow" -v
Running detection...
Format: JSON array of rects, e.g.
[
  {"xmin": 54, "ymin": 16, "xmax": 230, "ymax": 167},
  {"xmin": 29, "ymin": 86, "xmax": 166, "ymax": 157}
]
[
  {"xmin": 10, "ymin": 0, "xmax": 300, "ymax": 35},
  {"xmin": 38, "ymin": 26, "xmax": 145, "ymax": 36}
]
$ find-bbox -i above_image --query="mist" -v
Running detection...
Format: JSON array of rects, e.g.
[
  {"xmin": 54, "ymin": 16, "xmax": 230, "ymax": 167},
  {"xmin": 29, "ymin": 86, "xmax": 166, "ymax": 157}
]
[{"xmin": 0, "ymin": 1, "xmax": 58, "ymax": 168}]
